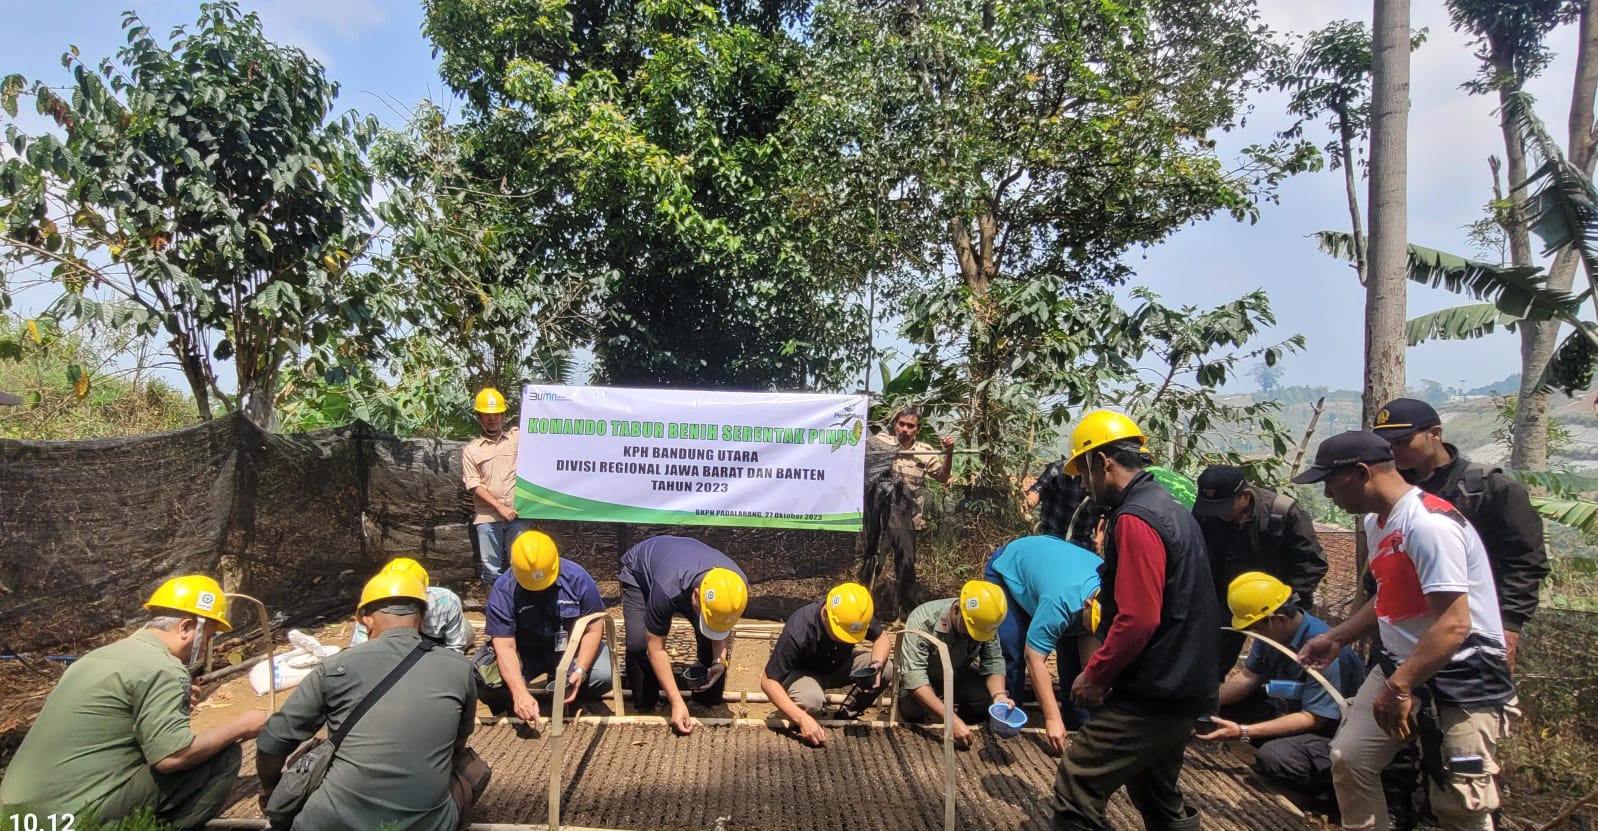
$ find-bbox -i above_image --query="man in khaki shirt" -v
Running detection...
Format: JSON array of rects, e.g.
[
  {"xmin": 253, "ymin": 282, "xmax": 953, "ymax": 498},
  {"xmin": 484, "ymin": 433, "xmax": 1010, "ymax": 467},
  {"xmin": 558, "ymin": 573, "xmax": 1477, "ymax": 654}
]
[
  {"xmin": 866, "ymin": 406, "xmax": 954, "ymax": 529},
  {"xmin": 463, "ymin": 388, "xmax": 531, "ymax": 583}
]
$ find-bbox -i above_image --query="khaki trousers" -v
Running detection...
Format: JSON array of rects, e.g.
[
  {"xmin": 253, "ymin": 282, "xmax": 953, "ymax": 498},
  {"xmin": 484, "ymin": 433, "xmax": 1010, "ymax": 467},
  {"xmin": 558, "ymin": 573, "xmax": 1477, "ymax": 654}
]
[
  {"xmin": 783, "ymin": 651, "xmax": 895, "ymax": 715},
  {"xmin": 1330, "ymin": 667, "xmax": 1506, "ymax": 831}
]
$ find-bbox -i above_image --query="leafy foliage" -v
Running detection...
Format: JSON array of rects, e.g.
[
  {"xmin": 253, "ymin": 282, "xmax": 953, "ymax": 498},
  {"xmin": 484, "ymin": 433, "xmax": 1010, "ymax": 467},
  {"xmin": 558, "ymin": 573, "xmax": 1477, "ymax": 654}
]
[
  {"xmin": 420, "ymin": 0, "xmax": 864, "ymax": 391},
  {"xmin": 1317, "ymin": 230, "xmax": 1583, "ymax": 322},
  {"xmin": 1529, "ymin": 494, "xmax": 1598, "ymax": 535},
  {"xmin": 785, "ymin": 0, "xmax": 1316, "ymax": 483},
  {"xmin": 1103, "ymin": 289, "xmax": 1304, "ymax": 483},
  {"xmin": 0, "ymin": 2, "xmax": 380, "ymax": 425},
  {"xmin": 1489, "ymin": 393, "xmax": 1574, "ymax": 458},
  {"xmin": 279, "ymin": 100, "xmax": 602, "ymax": 435},
  {"xmin": 1272, "ymin": 20, "xmax": 1425, "ymax": 170},
  {"xmin": 1446, "ymin": 0, "xmax": 1581, "ymax": 95},
  {"xmin": 1405, "ymin": 303, "xmax": 1521, "ymax": 345}
]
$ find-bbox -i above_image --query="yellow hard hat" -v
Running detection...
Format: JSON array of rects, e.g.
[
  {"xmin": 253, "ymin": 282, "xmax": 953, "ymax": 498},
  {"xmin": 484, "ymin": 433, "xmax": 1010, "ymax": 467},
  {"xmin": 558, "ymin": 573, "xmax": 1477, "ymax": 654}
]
[
  {"xmin": 1063, "ymin": 410, "xmax": 1147, "ymax": 475},
  {"xmin": 824, "ymin": 582, "xmax": 875, "ymax": 644},
  {"xmin": 473, "ymin": 387, "xmax": 508, "ymax": 414},
  {"xmin": 145, "ymin": 575, "xmax": 232, "ymax": 632},
  {"xmin": 698, "ymin": 567, "xmax": 748, "ymax": 640},
  {"xmin": 380, "ymin": 557, "xmax": 430, "ymax": 588},
  {"xmin": 358, "ymin": 571, "xmax": 428, "ymax": 613},
  {"xmin": 958, "ymin": 580, "xmax": 1007, "ymax": 642},
  {"xmin": 510, "ymin": 530, "xmax": 560, "ymax": 591},
  {"xmin": 1084, "ymin": 588, "xmax": 1102, "ymax": 634},
  {"xmin": 1228, "ymin": 571, "xmax": 1293, "ymax": 630}
]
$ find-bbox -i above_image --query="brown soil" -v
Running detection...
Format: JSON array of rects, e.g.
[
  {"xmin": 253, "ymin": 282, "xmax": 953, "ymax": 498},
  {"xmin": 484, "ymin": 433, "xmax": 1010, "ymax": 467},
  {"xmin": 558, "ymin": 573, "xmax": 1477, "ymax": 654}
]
[
  {"xmin": 5, "ymin": 597, "xmax": 1586, "ymax": 829},
  {"xmin": 217, "ymin": 722, "xmax": 1313, "ymax": 830}
]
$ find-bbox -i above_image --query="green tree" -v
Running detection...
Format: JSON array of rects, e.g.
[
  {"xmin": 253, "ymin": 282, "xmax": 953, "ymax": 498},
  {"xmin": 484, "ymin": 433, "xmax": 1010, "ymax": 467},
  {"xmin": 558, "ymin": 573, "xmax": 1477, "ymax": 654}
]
[
  {"xmin": 420, "ymin": 0, "xmax": 863, "ymax": 391},
  {"xmin": 785, "ymin": 0, "xmax": 1317, "ymax": 484},
  {"xmin": 1449, "ymin": 0, "xmax": 1593, "ymax": 471},
  {"xmin": 1252, "ymin": 361, "xmax": 1286, "ymax": 394},
  {"xmin": 1271, "ymin": 20, "xmax": 1426, "ymax": 287},
  {"xmin": 0, "ymin": 2, "xmax": 380, "ymax": 426},
  {"xmin": 275, "ymin": 101, "xmax": 598, "ymax": 436},
  {"xmin": 1107, "ymin": 289, "xmax": 1303, "ymax": 484}
]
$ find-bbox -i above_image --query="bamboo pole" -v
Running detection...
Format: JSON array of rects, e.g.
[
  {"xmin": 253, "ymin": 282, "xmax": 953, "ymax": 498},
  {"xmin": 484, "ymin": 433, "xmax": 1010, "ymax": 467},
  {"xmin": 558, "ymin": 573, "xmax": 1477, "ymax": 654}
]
[
  {"xmin": 225, "ymin": 594, "xmax": 275, "ymax": 712},
  {"xmin": 547, "ymin": 612, "xmax": 624, "ymax": 831}
]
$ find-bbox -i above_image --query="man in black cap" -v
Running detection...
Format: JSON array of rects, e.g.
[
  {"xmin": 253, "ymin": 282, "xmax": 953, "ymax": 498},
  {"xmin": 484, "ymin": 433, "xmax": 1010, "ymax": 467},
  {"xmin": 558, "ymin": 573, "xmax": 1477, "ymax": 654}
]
[
  {"xmin": 1372, "ymin": 398, "xmax": 1547, "ymax": 671},
  {"xmin": 1293, "ymin": 431, "xmax": 1515, "ymax": 831},
  {"xmin": 1193, "ymin": 464, "xmax": 1326, "ymax": 680}
]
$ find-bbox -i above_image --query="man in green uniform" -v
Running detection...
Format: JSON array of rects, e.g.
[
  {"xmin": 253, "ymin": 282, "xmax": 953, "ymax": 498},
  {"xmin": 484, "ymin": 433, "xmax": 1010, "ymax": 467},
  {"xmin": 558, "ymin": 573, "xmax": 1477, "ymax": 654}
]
[
  {"xmin": 895, "ymin": 580, "xmax": 1013, "ymax": 750},
  {"xmin": 0, "ymin": 575, "xmax": 267, "ymax": 828},
  {"xmin": 256, "ymin": 571, "xmax": 481, "ymax": 831}
]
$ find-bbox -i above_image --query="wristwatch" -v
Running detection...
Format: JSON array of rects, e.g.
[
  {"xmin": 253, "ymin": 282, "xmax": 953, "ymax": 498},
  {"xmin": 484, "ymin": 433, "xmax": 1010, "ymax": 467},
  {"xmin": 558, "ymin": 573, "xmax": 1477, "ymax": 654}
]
[{"xmin": 1238, "ymin": 724, "xmax": 1252, "ymax": 745}]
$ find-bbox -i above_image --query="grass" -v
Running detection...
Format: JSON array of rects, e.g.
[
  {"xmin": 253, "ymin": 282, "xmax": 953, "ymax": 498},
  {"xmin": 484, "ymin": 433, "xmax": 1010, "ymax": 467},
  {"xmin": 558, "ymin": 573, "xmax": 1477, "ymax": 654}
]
[
  {"xmin": 1500, "ymin": 601, "xmax": 1598, "ymax": 826},
  {"xmin": 1542, "ymin": 552, "xmax": 1598, "ymax": 612},
  {"xmin": 917, "ymin": 483, "xmax": 1033, "ymax": 596},
  {"xmin": 0, "ymin": 317, "xmax": 195, "ymax": 441}
]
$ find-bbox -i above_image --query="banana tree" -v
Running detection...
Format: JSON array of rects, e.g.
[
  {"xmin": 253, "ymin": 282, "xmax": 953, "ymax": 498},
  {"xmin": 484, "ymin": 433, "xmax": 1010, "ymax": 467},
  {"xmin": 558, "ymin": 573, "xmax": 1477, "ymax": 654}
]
[
  {"xmin": 1316, "ymin": 228, "xmax": 1597, "ymax": 393},
  {"xmin": 1320, "ymin": 91, "xmax": 1598, "ymax": 394}
]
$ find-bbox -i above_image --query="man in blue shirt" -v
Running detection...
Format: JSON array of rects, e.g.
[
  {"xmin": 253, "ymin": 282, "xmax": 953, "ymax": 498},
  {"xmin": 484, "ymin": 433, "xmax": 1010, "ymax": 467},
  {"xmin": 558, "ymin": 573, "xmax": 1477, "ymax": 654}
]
[
  {"xmin": 1195, "ymin": 571, "xmax": 1364, "ymax": 818},
  {"xmin": 472, "ymin": 531, "xmax": 611, "ymax": 724},
  {"xmin": 619, "ymin": 535, "xmax": 748, "ymax": 734},
  {"xmin": 983, "ymin": 534, "xmax": 1103, "ymax": 754}
]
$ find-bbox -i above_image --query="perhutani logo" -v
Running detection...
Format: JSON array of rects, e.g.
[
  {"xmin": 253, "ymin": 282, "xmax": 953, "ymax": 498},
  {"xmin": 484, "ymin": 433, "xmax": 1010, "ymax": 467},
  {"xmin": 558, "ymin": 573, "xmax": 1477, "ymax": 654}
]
[
  {"xmin": 965, "ymin": 598, "xmax": 980, "ymax": 610},
  {"xmin": 195, "ymin": 591, "xmax": 217, "ymax": 612},
  {"xmin": 1375, "ymin": 408, "xmax": 1391, "ymax": 426},
  {"xmin": 830, "ymin": 595, "xmax": 842, "ymax": 608},
  {"xmin": 705, "ymin": 589, "xmax": 717, "ymax": 602}
]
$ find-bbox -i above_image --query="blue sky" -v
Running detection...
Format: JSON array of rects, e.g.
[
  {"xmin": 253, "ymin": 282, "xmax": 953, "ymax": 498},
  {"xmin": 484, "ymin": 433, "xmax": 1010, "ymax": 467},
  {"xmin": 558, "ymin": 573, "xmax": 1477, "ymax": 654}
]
[{"xmin": 0, "ymin": 0, "xmax": 1587, "ymax": 393}]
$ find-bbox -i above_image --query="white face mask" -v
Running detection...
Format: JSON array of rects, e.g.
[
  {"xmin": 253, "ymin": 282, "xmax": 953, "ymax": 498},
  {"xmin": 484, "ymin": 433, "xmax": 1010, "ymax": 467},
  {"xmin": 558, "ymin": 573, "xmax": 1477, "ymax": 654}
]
[{"xmin": 186, "ymin": 616, "xmax": 210, "ymax": 670}]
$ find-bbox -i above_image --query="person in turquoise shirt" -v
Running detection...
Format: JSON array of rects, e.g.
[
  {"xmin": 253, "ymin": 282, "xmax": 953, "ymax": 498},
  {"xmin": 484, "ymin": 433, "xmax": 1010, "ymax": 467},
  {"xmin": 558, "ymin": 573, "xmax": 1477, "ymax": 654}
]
[{"xmin": 984, "ymin": 535, "xmax": 1103, "ymax": 754}]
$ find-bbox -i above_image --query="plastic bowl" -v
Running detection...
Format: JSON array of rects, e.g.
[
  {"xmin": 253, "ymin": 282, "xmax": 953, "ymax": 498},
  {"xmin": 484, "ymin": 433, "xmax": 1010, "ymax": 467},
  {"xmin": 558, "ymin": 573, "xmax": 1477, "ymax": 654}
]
[
  {"xmin": 988, "ymin": 702, "xmax": 1027, "ymax": 738},
  {"xmin": 850, "ymin": 666, "xmax": 878, "ymax": 686},
  {"xmin": 678, "ymin": 663, "xmax": 709, "ymax": 689}
]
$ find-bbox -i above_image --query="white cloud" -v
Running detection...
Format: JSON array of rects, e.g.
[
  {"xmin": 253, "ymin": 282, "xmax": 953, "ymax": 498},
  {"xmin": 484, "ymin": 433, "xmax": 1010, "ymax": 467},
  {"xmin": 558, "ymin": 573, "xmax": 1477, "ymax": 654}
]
[{"xmin": 248, "ymin": 0, "xmax": 389, "ymax": 66}]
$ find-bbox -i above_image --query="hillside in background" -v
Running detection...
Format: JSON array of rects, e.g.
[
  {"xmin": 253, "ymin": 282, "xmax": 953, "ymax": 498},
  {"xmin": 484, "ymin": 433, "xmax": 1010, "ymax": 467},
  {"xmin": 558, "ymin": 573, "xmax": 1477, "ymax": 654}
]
[{"xmin": 1254, "ymin": 378, "xmax": 1598, "ymax": 473}]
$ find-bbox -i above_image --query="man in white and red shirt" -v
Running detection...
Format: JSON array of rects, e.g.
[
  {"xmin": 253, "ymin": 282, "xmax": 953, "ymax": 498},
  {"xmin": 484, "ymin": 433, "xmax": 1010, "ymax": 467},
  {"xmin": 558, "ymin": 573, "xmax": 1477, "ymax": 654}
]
[{"xmin": 1293, "ymin": 431, "xmax": 1514, "ymax": 831}]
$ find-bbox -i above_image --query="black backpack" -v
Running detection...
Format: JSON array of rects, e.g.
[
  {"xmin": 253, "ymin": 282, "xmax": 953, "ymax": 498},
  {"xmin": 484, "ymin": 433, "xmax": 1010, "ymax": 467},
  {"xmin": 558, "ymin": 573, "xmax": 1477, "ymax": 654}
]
[
  {"xmin": 1444, "ymin": 463, "xmax": 1493, "ymax": 522},
  {"xmin": 1263, "ymin": 490, "xmax": 1297, "ymax": 538}
]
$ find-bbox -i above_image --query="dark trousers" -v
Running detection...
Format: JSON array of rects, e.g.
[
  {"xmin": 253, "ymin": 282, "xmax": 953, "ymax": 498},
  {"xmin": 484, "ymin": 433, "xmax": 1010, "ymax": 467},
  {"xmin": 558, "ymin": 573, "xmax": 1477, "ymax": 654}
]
[
  {"xmin": 1052, "ymin": 705, "xmax": 1195, "ymax": 830},
  {"xmin": 1222, "ymin": 689, "xmax": 1338, "ymax": 815},
  {"xmin": 1256, "ymin": 734, "xmax": 1336, "ymax": 813},
  {"xmin": 98, "ymin": 742, "xmax": 241, "ymax": 829},
  {"xmin": 621, "ymin": 582, "xmax": 727, "ymax": 711}
]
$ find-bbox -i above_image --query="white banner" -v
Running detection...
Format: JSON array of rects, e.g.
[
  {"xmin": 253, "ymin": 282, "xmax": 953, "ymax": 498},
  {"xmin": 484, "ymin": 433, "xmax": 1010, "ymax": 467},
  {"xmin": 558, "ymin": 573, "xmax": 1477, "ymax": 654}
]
[{"xmin": 514, "ymin": 385, "xmax": 867, "ymax": 531}]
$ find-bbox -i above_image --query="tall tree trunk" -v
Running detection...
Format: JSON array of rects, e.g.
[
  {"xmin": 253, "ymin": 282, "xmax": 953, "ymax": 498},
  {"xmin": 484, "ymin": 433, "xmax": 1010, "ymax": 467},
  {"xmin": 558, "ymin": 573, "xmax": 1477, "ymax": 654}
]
[
  {"xmin": 1513, "ymin": 1, "xmax": 1598, "ymax": 470},
  {"xmin": 950, "ymin": 211, "xmax": 1004, "ymax": 489},
  {"xmin": 1337, "ymin": 111, "xmax": 1369, "ymax": 287},
  {"xmin": 1363, "ymin": 0, "xmax": 1410, "ymax": 430},
  {"xmin": 172, "ymin": 330, "xmax": 214, "ymax": 421},
  {"xmin": 238, "ymin": 344, "xmax": 279, "ymax": 430}
]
